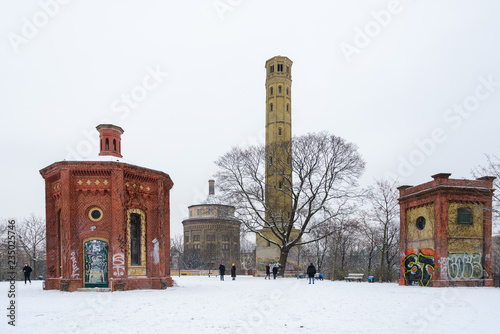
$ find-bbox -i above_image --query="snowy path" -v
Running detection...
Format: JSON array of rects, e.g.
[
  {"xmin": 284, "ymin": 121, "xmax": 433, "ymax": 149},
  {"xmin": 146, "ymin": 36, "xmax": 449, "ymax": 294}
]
[{"xmin": 1, "ymin": 276, "xmax": 499, "ymax": 333}]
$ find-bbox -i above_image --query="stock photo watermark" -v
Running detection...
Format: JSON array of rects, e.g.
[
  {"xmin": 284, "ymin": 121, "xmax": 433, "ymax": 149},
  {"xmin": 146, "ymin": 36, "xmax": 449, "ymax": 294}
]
[
  {"xmin": 8, "ymin": 0, "xmax": 72, "ymax": 53},
  {"xmin": 213, "ymin": 0, "xmax": 244, "ymax": 21},
  {"xmin": 235, "ymin": 279, "xmax": 301, "ymax": 333},
  {"xmin": 340, "ymin": 0, "xmax": 403, "ymax": 64},
  {"xmin": 409, "ymin": 288, "xmax": 477, "ymax": 333},
  {"xmin": 65, "ymin": 64, "xmax": 168, "ymax": 161},
  {"xmin": 385, "ymin": 74, "xmax": 499, "ymax": 180},
  {"xmin": 6, "ymin": 219, "xmax": 17, "ymax": 327}
]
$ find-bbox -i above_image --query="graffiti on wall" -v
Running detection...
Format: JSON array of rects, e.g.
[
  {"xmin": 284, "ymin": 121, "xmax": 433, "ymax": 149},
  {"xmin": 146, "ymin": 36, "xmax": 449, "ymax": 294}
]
[
  {"xmin": 403, "ymin": 252, "xmax": 435, "ymax": 286},
  {"xmin": 439, "ymin": 257, "xmax": 448, "ymax": 280},
  {"xmin": 152, "ymin": 238, "xmax": 159, "ymax": 265},
  {"xmin": 448, "ymin": 252, "xmax": 485, "ymax": 280},
  {"xmin": 112, "ymin": 253, "xmax": 125, "ymax": 276},
  {"xmin": 70, "ymin": 251, "xmax": 80, "ymax": 279}
]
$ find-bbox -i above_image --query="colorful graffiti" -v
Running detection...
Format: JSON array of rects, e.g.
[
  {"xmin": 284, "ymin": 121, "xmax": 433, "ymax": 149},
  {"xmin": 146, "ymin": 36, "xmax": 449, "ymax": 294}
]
[
  {"xmin": 84, "ymin": 240, "xmax": 108, "ymax": 287},
  {"xmin": 403, "ymin": 252, "xmax": 435, "ymax": 286}
]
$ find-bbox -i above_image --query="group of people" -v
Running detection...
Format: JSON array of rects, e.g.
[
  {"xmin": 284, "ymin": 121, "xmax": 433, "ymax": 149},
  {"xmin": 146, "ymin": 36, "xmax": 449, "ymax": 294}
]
[
  {"xmin": 264, "ymin": 264, "xmax": 279, "ymax": 280},
  {"xmin": 264, "ymin": 263, "xmax": 322, "ymax": 283},
  {"xmin": 218, "ymin": 263, "xmax": 236, "ymax": 281}
]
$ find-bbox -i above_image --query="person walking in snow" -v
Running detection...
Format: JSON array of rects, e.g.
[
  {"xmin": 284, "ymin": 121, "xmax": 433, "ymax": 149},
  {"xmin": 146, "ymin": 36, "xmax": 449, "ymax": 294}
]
[
  {"xmin": 272, "ymin": 265, "xmax": 278, "ymax": 280},
  {"xmin": 231, "ymin": 264, "xmax": 236, "ymax": 280},
  {"xmin": 23, "ymin": 263, "xmax": 32, "ymax": 285},
  {"xmin": 265, "ymin": 264, "xmax": 271, "ymax": 280},
  {"xmin": 307, "ymin": 263, "xmax": 317, "ymax": 284},
  {"xmin": 219, "ymin": 263, "xmax": 226, "ymax": 281}
]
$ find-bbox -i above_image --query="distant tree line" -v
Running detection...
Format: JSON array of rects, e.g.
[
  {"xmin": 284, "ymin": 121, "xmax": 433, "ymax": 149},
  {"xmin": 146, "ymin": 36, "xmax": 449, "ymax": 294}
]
[{"xmin": 0, "ymin": 214, "xmax": 46, "ymax": 281}]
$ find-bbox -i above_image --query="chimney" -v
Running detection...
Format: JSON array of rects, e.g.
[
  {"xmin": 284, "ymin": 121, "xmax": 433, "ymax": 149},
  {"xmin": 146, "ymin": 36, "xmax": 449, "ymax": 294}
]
[
  {"xmin": 96, "ymin": 124, "xmax": 124, "ymax": 158},
  {"xmin": 209, "ymin": 179, "xmax": 215, "ymax": 195}
]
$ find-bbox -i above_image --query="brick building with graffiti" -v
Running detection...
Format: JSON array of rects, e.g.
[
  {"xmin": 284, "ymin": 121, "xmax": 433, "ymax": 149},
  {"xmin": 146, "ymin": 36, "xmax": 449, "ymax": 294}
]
[
  {"xmin": 40, "ymin": 124, "xmax": 174, "ymax": 292},
  {"xmin": 398, "ymin": 173, "xmax": 495, "ymax": 287}
]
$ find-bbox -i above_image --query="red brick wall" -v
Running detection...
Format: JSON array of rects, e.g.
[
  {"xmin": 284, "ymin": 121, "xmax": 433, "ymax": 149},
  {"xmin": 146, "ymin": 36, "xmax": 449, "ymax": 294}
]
[
  {"xmin": 40, "ymin": 161, "xmax": 173, "ymax": 291},
  {"xmin": 399, "ymin": 174, "xmax": 494, "ymax": 287}
]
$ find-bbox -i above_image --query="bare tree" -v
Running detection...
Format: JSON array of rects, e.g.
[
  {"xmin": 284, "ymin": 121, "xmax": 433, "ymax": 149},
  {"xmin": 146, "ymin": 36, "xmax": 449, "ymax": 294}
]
[
  {"xmin": 215, "ymin": 133, "xmax": 365, "ymax": 276},
  {"xmin": 16, "ymin": 214, "xmax": 46, "ymax": 278},
  {"xmin": 492, "ymin": 235, "xmax": 500, "ymax": 279},
  {"xmin": 361, "ymin": 179, "xmax": 400, "ymax": 282},
  {"xmin": 472, "ymin": 154, "xmax": 500, "ymax": 227},
  {"xmin": 358, "ymin": 219, "xmax": 380, "ymax": 277},
  {"xmin": 170, "ymin": 234, "xmax": 184, "ymax": 270},
  {"xmin": 329, "ymin": 217, "xmax": 361, "ymax": 279}
]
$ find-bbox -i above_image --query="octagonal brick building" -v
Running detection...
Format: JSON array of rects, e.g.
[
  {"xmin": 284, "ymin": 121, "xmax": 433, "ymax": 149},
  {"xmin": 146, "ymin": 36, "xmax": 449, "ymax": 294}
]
[
  {"xmin": 398, "ymin": 173, "xmax": 495, "ymax": 287},
  {"xmin": 40, "ymin": 124, "xmax": 174, "ymax": 291}
]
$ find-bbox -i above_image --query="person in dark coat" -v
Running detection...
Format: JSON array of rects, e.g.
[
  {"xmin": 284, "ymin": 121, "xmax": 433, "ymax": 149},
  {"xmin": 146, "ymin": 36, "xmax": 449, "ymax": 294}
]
[
  {"xmin": 307, "ymin": 263, "xmax": 317, "ymax": 284},
  {"xmin": 23, "ymin": 263, "xmax": 32, "ymax": 285},
  {"xmin": 219, "ymin": 263, "xmax": 225, "ymax": 281},
  {"xmin": 265, "ymin": 264, "xmax": 271, "ymax": 280},
  {"xmin": 231, "ymin": 264, "xmax": 236, "ymax": 280},
  {"xmin": 272, "ymin": 265, "xmax": 278, "ymax": 280}
]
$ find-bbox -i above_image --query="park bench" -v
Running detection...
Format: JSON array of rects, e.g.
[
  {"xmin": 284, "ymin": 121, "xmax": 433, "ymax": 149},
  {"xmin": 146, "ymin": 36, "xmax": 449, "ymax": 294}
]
[{"xmin": 344, "ymin": 273, "xmax": 364, "ymax": 282}]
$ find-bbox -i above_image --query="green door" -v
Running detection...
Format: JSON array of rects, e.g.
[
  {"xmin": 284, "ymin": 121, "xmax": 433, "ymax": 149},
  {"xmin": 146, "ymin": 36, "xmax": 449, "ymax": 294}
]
[{"xmin": 84, "ymin": 239, "xmax": 109, "ymax": 288}]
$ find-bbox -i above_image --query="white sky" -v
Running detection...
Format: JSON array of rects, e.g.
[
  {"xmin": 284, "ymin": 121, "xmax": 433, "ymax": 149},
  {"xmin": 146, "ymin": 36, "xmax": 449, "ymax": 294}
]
[{"xmin": 1, "ymin": 0, "xmax": 500, "ymax": 237}]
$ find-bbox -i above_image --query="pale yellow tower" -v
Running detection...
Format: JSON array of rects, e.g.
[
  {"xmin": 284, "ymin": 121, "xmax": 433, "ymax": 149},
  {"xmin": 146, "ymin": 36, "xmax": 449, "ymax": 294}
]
[
  {"xmin": 264, "ymin": 56, "xmax": 293, "ymax": 222},
  {"xmin": 256, "ymin": 56, "xmax": 300, "ymax": 274}
]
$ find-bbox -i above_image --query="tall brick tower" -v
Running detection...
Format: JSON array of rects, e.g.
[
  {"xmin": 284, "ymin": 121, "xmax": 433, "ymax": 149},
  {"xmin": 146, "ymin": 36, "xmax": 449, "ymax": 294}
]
[
  {"xmin": 40, "ymin": 124, "xmax": 174, "ymax": 291},
  {"xmin": 256, "ymin": 56, "xmax": 300, "ymax": 274},
  {"xmin": 264, "ymin": 56, "xmax": 293, "ymax": 220}
]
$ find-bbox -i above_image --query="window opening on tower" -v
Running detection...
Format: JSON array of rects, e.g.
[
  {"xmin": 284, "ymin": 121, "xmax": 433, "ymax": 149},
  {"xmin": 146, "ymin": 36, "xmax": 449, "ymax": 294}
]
[{"xmin": 277, "ymin": 64, "xmax": 283, "ymax": 72}]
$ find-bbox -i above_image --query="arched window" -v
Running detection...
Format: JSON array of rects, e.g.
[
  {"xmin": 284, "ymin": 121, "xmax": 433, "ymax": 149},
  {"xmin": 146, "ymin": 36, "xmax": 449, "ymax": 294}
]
[
  {"xmin": 105, "ymin": 138, "xmax": 109, "ymax": 150},
  {"xmin": 278, "ymin": 128, "xmax": 282, "ymax": 136},
  {"xmin": 130, "ymin": 213, "xmax": 142, "ymax": 265},
  {"xmin": 286, "ymin": 87, "xmax": 289, "ymax": 95},
  {"xmin": 128, "ymin": 209, "xmax": 146, "ymax": 271},
  {"xmin": 113, "ymin": 139, "xmax": 116, "ymax": 151},
  {"xmin": 278, "ymin": 181, "xmax": 283, "ymax": 189},
  {"xmin": 278, "ymin": 86, "xmax": 282, "ymax": 94},
  {"xmin": 286, "ymin": 104, "xmax": 289, "ymax": 112},
  {"xmin": 270, "ymin": 103, "xmax": 273, "ymax": 111},
  {"xmin": 270, "ymin": 87, "xmax": 273, "ymax": 95}
]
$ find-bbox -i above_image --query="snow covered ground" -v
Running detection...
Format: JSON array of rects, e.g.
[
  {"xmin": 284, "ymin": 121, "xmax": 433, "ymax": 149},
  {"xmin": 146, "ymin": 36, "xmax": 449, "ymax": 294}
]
[{"xmin": 1, "ymin": 276, "xmax": 499, "ymax": 333}]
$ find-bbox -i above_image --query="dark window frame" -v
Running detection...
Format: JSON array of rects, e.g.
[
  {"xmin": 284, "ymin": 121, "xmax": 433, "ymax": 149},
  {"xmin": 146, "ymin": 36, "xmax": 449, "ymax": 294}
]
[{"xmin": 457, "ymin": 207, "xmax": 472, "ymax": 225}]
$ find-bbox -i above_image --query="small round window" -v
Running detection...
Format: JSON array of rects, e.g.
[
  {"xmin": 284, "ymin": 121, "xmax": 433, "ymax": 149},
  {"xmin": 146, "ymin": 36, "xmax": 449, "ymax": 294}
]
[
  {"xmin": 88, "ymin": 207, "xmax": 103, "ymax": 222},
  {"xmin": 416, "ymin": 216, "xmax": 426, "ymax": 230}
]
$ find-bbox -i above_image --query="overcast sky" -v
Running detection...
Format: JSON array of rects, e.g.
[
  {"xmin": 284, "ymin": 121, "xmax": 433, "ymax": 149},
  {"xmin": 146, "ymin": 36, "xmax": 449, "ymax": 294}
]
[{"xmin": 1, "ymin": 0, "xmax": 500, "ymax": 237}]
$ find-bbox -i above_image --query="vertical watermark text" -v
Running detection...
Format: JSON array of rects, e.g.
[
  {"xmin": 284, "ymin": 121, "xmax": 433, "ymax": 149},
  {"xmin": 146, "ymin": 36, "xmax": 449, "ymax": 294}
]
[{"xmin": 6, "ymin": 219, "xmax": 17, "ymax": 327}]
